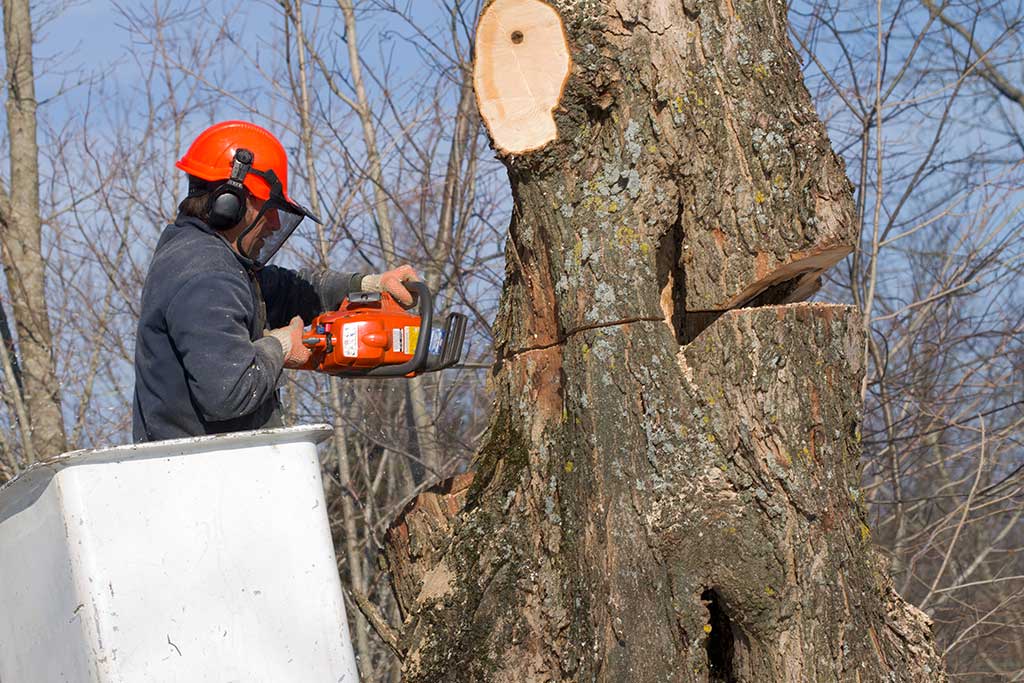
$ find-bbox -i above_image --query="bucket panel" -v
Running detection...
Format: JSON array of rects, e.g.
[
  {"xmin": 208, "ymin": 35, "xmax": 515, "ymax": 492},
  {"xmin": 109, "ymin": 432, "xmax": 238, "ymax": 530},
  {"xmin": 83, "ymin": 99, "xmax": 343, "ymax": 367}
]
[{"xmin": 0, "ymin": 426, "xmax": 359, "ymax": 683}]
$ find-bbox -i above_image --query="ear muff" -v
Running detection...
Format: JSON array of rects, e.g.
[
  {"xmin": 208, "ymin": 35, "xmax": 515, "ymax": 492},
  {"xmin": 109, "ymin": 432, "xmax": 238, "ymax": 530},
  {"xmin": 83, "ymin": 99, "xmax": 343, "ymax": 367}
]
[
  {"xmin": 206, "ymin": 186, "xmax": 247, "ymax": 229},
  {"xmin": 206, "ymin": 148, "xmax": 254, "ymax": 230}
]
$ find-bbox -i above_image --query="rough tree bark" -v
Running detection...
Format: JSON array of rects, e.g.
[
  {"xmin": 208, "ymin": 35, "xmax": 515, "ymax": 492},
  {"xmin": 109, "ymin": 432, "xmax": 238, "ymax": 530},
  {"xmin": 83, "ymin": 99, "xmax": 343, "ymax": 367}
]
[
  {"xmin": 384, "ymin": 0, "xmax": 946, "ymax": 680},
  {"xmin": 0, "ymin": 0, "xmax": 67, "ymax": 461}
]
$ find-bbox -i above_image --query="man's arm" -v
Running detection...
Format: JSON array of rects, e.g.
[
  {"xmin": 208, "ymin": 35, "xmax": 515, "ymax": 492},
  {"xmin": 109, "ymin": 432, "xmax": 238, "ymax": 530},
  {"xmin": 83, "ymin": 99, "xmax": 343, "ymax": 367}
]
[
  {"xmin": 258, "ymin": 266, "xmax": 363, "ymax": 329},
  {"xmin": 166, "ymin": 272, "xmax": 285, "ymax": 421}
]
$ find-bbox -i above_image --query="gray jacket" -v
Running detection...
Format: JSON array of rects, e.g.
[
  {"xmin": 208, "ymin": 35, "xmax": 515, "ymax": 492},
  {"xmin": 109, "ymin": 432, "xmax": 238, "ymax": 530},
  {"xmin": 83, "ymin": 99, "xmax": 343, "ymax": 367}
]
[{"xmin": 132, "ymin": 215, "xmax": 361, "ymax": 442}]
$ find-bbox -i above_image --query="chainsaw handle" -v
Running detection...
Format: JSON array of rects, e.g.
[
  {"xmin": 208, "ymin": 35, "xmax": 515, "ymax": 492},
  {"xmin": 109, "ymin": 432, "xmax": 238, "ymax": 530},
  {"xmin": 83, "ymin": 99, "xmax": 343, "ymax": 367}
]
[{"xmin": 338, "ymin": 280, "xmax": 432, "ymax": 378}]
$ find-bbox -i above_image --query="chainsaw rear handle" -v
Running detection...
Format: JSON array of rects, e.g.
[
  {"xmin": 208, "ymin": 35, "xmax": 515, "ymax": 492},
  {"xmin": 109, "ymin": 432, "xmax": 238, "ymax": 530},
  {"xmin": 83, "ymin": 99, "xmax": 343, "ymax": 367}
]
[{"xmin": 335, "ymin": 280, "xmax": 432, "ymax": 378}]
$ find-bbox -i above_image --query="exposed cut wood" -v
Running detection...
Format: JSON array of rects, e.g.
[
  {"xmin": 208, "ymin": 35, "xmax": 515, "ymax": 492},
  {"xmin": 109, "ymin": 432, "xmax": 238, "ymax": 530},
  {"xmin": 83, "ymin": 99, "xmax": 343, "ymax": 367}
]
[
  {"xmin": 384, "ymin": 472, "xmax": 473, "ymax": 617},
  {"xmin": 473, "ymin": 0, "xmax": 571, "ymax": 155}
]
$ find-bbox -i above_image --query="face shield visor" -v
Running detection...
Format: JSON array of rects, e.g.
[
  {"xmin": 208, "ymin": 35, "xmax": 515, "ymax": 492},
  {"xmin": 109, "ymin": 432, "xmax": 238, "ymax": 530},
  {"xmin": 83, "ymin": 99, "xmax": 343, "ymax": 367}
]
[{"xmin": 235, "ymin": 166, "xmax": 321, "ymax": 266}]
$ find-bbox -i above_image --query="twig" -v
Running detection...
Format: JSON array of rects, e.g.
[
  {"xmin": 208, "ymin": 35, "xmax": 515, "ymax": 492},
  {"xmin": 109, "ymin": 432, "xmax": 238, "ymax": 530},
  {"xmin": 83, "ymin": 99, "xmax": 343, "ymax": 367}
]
[
  {"xmin": 349, "ymin": 587, "xmax": 405, "ymax": 659},
  {"xmin": 921, "ymin": 414, "xmax": 987, "ymax": 609}
]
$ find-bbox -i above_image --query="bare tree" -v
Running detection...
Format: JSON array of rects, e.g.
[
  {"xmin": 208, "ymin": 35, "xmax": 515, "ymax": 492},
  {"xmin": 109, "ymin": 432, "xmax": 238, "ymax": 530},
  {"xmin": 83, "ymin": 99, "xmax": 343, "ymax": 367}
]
[
  {"xmin": 792, "ymin": 0, "xmax": 1024, "ymax": 677},
  {"xmin": 0, "ymin": 0, "xmax": 67, "ymax": 464}
]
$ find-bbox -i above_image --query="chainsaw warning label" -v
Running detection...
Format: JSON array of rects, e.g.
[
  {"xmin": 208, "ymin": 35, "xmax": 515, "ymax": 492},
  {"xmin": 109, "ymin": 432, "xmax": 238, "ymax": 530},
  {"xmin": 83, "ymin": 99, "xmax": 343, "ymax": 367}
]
[
  {"xmin": 392, "ymin": 329, "xmax": 403, "ymax": 353},
  {"xmin": 342, "ymin": 323, "xmax": 359, "ymax": 358},
  {"xmin": 404, "ymin": 326, "xmax": 419, "ymax": 356}
]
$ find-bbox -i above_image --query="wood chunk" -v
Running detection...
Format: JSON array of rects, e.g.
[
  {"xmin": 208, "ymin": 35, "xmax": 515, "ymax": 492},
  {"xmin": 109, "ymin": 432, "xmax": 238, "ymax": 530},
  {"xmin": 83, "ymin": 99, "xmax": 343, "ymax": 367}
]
[
  {"xmin": 724, "ymin": 245, "xmax": 852, "ymax": 309},
  {"xmin": 684, "ymin": 201, "xmax": 856, "ymax": 313},
  {"xmin": 473, "ymin": 0, "xmax": 571, "ymax": 155}
]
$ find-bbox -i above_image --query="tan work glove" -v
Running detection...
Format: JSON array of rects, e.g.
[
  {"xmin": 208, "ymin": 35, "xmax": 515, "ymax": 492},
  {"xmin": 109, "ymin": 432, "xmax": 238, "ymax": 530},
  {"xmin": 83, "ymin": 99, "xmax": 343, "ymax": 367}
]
[
  {"xmin": 361, "ymin": 264, "xmax": 421, "ymax": 306},
  {"xmin": 265, "ymin": 316, "xmax": 312, "ymax": 369}
]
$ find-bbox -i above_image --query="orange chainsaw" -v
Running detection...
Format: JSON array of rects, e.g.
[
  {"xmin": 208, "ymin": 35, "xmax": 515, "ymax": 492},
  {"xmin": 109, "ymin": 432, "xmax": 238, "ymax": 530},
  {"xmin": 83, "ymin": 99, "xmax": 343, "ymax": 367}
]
[{"xmin": 298, "ymin": 281, "xmax": 467, "ymax": 378}]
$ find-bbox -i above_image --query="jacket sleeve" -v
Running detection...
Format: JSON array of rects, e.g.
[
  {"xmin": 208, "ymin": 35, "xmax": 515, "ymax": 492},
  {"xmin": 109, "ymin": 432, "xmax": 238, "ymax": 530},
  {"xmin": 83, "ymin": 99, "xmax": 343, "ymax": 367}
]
[
  {"xmin": 165, "ymin": 271, "xmax": 285, "ymax": 422},
  {"xmin": 258, "ymin": 266, "xmax": 364, "ymax": 329}
]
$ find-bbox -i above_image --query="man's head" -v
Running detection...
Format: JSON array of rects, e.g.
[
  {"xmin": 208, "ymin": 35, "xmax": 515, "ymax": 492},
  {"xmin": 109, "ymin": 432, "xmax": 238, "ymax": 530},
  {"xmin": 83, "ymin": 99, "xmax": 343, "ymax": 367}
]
[
  {"xmin": 175, "ymin": 120, "xmax": 321, "ymax": 264},
  {"xmin": 178, "ymin": 179, "xmax": 284, "ymax": 259}
]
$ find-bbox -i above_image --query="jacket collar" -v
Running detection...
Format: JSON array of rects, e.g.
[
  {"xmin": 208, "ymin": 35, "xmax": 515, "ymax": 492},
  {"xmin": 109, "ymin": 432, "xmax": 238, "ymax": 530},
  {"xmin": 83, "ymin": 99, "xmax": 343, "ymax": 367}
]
[{"xmin": 175, "ymin": 214, "xmax": 261, "ymax": 272}]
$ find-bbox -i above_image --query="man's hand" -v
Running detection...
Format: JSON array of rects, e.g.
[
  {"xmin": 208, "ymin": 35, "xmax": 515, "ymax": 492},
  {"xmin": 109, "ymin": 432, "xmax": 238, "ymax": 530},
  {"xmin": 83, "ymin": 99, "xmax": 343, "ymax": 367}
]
[
  {"xmin": 265, "ymin": 316, "xmax": 312, "ymax": 369},
  {"xmin": 361, "ymin": 264, "xmax": 421, "ymax": 306}
]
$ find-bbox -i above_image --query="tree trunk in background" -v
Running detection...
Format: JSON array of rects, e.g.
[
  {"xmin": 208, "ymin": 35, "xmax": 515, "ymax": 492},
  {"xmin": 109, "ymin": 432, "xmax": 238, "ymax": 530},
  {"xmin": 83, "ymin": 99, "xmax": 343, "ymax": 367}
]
[
  {"xmin": 383, "ymin": 0, "xmax": 946, "ymax": 680},
  {"xmin": 334, "ymin": 0, "xmax": 442, "ymax": 478},
  {"xmin": 283, "ymin": 1, "xmax": 375, "ymax": 664},
  {"xmin": 1, "ymin": 0, "xmax": 67, "ymax": 461}
]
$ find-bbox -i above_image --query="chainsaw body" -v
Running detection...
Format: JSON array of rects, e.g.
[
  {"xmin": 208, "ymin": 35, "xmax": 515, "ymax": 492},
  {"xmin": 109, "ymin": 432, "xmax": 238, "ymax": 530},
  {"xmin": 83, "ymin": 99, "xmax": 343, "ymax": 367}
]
[{"xmin": 299, "ymin": 281, "xmax": 466, "ymax": 378}]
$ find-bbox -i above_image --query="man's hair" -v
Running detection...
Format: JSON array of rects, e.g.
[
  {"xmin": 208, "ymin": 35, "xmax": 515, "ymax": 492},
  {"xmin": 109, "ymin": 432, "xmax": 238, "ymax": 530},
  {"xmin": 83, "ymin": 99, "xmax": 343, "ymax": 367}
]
[{"xmin": 177, "ymin": 175, "xmax": 217, "ymax": 221}]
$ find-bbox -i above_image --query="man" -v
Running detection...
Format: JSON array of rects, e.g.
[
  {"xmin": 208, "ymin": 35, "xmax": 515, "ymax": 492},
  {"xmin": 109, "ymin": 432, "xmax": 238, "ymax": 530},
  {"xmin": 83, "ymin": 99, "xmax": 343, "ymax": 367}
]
[{"xmin": 133, "ymin": 120, "xmax": 418, "ymax": 442}]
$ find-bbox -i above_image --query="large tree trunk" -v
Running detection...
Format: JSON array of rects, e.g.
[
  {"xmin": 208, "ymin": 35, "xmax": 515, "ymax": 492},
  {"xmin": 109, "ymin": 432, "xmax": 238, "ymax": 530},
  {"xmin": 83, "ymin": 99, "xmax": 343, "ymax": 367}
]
[
  {"xmin": 0, "ymin": 0, "xmax": 67, "ymax": 460},
  {"xmin": 384, "ymin": 0, "xmax": 945, "ymax": 680}
]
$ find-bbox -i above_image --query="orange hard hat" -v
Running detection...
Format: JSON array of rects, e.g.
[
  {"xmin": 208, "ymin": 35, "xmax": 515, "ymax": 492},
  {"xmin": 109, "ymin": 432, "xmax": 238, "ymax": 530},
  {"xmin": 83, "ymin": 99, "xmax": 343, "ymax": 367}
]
[
  {"xmin": 176, "ymin": 120, "xmax": 296, "ymax": 204},
  {"xmin": 176, "ymin": 120, "xmax": 320, "ymax": 264}
]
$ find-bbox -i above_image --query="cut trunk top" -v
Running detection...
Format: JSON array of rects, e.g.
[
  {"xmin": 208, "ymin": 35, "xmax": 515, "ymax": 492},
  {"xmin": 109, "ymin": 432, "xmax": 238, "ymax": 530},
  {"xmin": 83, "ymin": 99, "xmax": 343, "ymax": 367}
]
[{"xmin": 474, "ymin": 0, "xmax": 571, "ymax": 155}]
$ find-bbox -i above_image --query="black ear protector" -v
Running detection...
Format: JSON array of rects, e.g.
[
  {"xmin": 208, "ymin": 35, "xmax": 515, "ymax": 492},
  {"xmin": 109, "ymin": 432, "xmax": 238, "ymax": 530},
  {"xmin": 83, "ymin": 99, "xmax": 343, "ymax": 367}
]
[{"xmin": 206, "ymin": 148, "xmax": 254, "ymax": 229}]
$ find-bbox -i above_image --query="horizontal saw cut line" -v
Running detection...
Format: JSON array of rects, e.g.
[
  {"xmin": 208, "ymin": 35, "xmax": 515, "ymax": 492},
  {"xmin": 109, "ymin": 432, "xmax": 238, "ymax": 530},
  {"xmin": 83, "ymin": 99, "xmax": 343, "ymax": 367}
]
[{"xmin": 502, "ymin": 316, "xmax": 666, "ymax": 358}]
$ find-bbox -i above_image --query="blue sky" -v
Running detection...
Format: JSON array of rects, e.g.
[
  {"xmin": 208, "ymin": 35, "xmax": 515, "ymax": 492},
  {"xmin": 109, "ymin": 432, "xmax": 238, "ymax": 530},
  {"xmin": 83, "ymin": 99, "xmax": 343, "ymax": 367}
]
[{"xmin": 27, "ymin": 1, "xmax": 460, "ymax": 128}]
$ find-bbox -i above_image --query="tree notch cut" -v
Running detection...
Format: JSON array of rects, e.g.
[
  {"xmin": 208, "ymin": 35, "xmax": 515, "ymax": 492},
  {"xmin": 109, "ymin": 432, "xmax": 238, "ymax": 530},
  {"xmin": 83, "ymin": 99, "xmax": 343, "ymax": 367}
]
[
  {"xmin": 724, "ymin": 245, "xmax": 852, "ymax": 310},
  {"xmin": 473, "ymin": 0, "xmax": 571, "ymax": 155}
]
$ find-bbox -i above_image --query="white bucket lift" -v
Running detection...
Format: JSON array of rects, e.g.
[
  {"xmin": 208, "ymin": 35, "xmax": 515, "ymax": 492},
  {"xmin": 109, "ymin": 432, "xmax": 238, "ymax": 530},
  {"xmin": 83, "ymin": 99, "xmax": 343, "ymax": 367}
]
[{"xmin": 0, "ymin": 424, "xmax": 360, "ymax": 683}]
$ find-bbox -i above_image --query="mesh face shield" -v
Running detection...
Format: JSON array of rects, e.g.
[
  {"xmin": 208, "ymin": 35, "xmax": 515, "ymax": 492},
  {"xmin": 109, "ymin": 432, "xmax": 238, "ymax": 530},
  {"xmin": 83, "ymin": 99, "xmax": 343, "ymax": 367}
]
[{"xmin": 234, "ymin": 167, "xmax": 321, "ymax": 266}]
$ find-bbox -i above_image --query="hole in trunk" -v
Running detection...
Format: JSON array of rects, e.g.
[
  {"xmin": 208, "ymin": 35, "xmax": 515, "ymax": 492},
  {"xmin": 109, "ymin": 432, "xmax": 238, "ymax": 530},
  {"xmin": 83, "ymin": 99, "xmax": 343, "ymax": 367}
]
[{"xmin": 702, "ymin": 588, "xmax": 736, "ymax": 682}]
